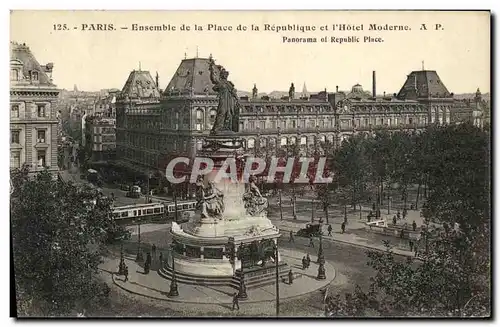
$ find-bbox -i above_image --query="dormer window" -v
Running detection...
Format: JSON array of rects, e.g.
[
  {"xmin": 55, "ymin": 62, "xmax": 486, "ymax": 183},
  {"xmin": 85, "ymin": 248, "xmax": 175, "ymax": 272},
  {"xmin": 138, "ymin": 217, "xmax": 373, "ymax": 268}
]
[{"xmin": 31, "ymin": 71, "xmax": 39, "ymax": 81}]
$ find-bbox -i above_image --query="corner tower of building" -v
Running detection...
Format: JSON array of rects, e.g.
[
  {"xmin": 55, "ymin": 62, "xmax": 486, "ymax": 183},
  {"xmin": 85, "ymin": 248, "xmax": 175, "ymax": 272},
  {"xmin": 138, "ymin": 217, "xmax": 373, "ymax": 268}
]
[{"xmin": 396, "ymin": 69, "xmax": 454, "ymax": 125}]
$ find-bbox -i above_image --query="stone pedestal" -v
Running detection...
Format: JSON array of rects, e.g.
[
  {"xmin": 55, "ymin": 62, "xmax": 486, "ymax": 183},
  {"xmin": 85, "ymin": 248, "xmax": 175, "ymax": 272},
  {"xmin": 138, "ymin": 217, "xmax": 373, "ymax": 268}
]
[{"xmin": 168, "ymin": 134, "xmax": 282, "ymax": 278}]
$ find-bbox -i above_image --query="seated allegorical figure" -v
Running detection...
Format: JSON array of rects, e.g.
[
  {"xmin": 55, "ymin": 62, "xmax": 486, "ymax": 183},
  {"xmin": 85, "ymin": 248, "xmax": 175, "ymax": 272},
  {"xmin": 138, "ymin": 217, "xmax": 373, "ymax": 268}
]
[
  {"xmin": 243, "ymin": 175, "xmax": 268, "ymax": 216},
  {"xmin": 196, "ymin": 176, "xmax": 225, "ymax": 219}
]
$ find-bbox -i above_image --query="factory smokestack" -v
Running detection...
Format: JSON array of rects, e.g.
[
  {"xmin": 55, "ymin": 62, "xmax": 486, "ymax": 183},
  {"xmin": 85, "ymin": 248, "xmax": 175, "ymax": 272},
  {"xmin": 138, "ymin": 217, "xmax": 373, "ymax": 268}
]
[{"xmin": 372, "ymin": 71, "xmax": 376, "ymax": 97}]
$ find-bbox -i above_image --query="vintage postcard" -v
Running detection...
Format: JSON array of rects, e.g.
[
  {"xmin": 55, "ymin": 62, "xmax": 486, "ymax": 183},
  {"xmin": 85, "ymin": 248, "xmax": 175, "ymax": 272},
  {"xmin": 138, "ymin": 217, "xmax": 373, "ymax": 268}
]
[{"xmin": 9, "ymin": 10, "xmax": 491, "ymax": 318}]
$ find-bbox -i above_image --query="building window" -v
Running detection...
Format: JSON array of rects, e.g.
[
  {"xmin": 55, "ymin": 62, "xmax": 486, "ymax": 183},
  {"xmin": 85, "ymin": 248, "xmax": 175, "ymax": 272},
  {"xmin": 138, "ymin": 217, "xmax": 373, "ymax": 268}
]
[
  {"xmin": 308, "ymin": 120, "xmax": 315, "ymax": 128},
  {"xmin": 319, "ymin": 135, "xmax": 326, "ymax": 143},
  {"xmin": 11, "ymin": 130, "xmax": 20, "ymax": 144},
  {"xmin": 271, "ymin": 121, "xmax": 277, "ymax": 129},
  {"xmin": 260, "ymin": 138, "xmax": 267, "ymax": 147},
  {"xmin": 209, "ymin": 109, "xmax": 217, "ymax": 124},
  {"xmin": 364, "ymin": 118, "xmax": 369, "ymax": 126},
  {"xmin": 409, "ymin": 117, "xmax": 413, "ymax": 124},
  {"xmin": 32, "ymin": 71, "xmax": 39, "ymax": 81},
  {"xmin": 291, "ymin": 120, "xmax": 296, "ymax": 128},
  {"xmin": 259, "ymin": 120, "xmax": 266, "ymax": 129},
  {"xmin": 300, "ymin": 136, "xmax": 307, "ymax": 145},
  {"xmin": 11, "ymin": 152, "xmax": 20, "ymax": 168},
  {"xmin": 37, "ymin": 105, "xmax": 46, "ymax": 117},
  {"xmin": 37, "ymin": 150, "xmax": 46, "ymax": 167},
  {"xmin": 10, "ymin": 69, "xmax": 19, "ymax": 81},
  {"xmin": 387, "ymin": 118, "xmax": 391, "ymax": 126},
  {"xmin": 281, "ymin": 120, "xmax": 287, "ymax": 129},
  {"xmin": 239, "ymin": 122, "xmax": 244, "ymax": 131},
  {"xmin": 11, "ymin": 104, "xmax": 19, "ymax": 118},
  {"xmin": 280, "ymin": 137, "xmax": 287, "ymax": 146},
  {"xmin": 36, "ymin": 129, "xmax": 45, "ymax": 143},
  {"xmin": 195, "ymin": 109, "xmax": 204, "ymax": 131},
  {"xmin": 290, "ymin": 136, "xmax": 297, "ymax": 145},
  {"xmin": 248, "ymin": 121, "xmax": 255, "ymax": 130},
  {"xmin": 247, "ymin": 138, "xmax": 255, "ymax": 149},
  {"xmin": 300, "ymin": 120, "xmax": 306, "ymax": 128}
]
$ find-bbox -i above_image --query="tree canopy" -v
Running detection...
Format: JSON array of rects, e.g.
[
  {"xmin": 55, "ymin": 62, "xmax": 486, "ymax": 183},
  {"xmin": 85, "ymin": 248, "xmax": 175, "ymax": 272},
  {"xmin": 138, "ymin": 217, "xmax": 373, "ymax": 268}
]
[
  {"xmin": 324, "ymin": 123, "xmax": 491, "ymax": 317},
  {"xmin": 11, "ymin": 167, "xmax": 116, "ymax": 316}
]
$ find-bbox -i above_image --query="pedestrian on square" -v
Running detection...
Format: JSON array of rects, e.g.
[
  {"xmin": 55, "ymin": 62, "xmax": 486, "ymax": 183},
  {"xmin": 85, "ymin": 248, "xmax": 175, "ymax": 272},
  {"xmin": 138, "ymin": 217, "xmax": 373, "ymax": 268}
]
[
  {"xmin": 327, "ymin": 224, "xmax": 332, "ymax": 236},
  {"xmin": 152, "ymin": 244, "xmax": 157, "ymax": 259},
  {"xmin": 232, "ymin": 292, "xmax": 240, "ymax": 311},
  {"xmin": 302, "ymin": 256, "xmax": 307, "ymax": 270},
  {"xmin": 393, "ymin": 215, "xmax": 397, "ymax": 226},
  {"xmin": 306, "ymin": 254, "xmax": 311, "ymax": 268},
  {"xmin": 309, "ymin": 235, "xmax": 315, "ymax": 248},
  {"xmin": 289, "ymin": 231, "xmax": 295, "ymax": 243},
  {"xmin": 403, "ymin": 208, "xmax": 407, "ymax": 219},
  {"xmin": 159, "ymin": 252, "xmax": 163, "ymax": 267},
  {"xmin": 396, "ymin": 210, "xmax": 401, "ymax": 220},
  {"xmin": 341, "ymin": 221, "xmax": 346, "ymax": 234},
  {"xmin": 400, "ymin": 229, "xmax": 405, "ymax": 239},
  {"xmin": 288, "ymin": 269, "xmax": 294, "ymax": 285},
  {"xmin": 409, "ymin": 240, "xmax": 414, "ymax": 252},
  {"xmin": 412, "ymin": 220, "xmax": 417, "ymax": 232},
  {"xmin": 372, "ymin": 202, "xmax": 376, "ymax": 211},
  {"xmin": 124, "ymin": 265, "xmax": 129, "ymax": 282},
  {"xmin": 144, "ymin": 253, "xmax": 152, "ymax": 274}
]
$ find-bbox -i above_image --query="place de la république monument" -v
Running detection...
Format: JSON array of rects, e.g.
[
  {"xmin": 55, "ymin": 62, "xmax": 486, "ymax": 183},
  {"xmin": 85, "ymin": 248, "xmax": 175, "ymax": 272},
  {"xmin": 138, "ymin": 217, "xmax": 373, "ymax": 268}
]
[{"xmin": 161, "ymin": 56, "xmax": 289, "ymax": 298}]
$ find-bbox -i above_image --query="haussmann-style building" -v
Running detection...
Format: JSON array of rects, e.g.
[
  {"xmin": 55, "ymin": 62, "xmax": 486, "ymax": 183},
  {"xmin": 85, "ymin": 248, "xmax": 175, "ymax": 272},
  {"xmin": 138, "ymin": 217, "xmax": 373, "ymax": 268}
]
[
  {"xmin": 114, "ymin": 56, "xmax": 479, "ymax": 196},
  {"xmin": 10, "ymin": 42, "xmax": 60, "ymax": 176}
]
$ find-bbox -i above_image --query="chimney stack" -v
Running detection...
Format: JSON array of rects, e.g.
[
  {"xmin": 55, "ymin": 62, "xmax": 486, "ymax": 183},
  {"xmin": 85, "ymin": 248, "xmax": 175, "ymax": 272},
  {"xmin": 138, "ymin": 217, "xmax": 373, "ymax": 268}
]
[{"xmin": 372, "ymin": 71, "xmax": 376, "ymax": 97}]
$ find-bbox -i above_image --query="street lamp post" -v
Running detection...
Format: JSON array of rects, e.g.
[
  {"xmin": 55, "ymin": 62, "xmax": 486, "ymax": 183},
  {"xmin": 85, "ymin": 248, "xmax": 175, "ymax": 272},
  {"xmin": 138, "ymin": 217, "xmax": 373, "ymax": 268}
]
[
  {"xmin": 311, "ymin": 199, "xmax": 315, "ymax": 223},
  {"xmin": 274, "ymin": 240, "xmax": 280, "ymax": 317},
  {"xmin": 278, "ymin": 183, "xmax": 284, "ymax": 221},
  {"xmin": 168, "ymin": 243, "xmax": 179, "ymax": 297},
  {"xmin": 135, "ymin": 218, "xmax": 143, "ymax": 262},
  {"xmin": 237, "ymin": 242, "xmax": 248, "ymax": 300},
  {"xmin": 173, "ymin": 188, "xmax": 179, "ymax": 223},
  {"xmin": 118, "ymin": 243, "xmax": 125, "ymax": 275},
  {"xmin": 316, "ymin": 222, "xmax": 326, "ymax": 279},
  {"xmin": 146, "ymin": 173, "xmax": 151, "ymax": 203}
]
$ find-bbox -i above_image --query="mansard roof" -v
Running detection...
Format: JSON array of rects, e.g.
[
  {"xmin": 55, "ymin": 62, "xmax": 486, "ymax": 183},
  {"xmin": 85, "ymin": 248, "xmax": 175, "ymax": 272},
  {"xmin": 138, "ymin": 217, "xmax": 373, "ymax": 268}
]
[
  {"xmin": 10, "ymin": 42, "xmax": 54, "ymax": 85},
  {"xmin": 164, "ymin": 58, "xmax": 219, "ymax": 96},
  {"xmin": 397, "ymin": 70, "xmax": 452, "ymax": 100},
  {"xmin": 121, "ymin": 70, "xmax": 161, "ymax": 99}
]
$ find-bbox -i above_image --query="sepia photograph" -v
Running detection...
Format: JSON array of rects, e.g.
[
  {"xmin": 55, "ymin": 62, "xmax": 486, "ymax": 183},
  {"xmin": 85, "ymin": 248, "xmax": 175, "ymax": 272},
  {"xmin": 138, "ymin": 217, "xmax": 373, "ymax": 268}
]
[{"xmin": 9, "ymin": 10, "xmax": 491, "ymax": 318}]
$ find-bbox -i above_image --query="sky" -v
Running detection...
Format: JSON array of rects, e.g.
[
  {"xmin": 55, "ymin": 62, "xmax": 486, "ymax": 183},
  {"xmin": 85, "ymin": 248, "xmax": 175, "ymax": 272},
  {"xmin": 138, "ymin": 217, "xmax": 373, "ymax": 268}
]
[{"xmin": 10, "ymin": 10, "xmax": 490, "ymax": 94}]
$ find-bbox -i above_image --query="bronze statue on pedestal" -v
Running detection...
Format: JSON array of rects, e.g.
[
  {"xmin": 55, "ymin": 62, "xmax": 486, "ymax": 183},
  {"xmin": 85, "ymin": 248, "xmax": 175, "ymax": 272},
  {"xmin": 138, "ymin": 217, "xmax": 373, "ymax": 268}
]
[{"xmin": 208, "ymin": 55, "xmax": 241, "ymax": 135}]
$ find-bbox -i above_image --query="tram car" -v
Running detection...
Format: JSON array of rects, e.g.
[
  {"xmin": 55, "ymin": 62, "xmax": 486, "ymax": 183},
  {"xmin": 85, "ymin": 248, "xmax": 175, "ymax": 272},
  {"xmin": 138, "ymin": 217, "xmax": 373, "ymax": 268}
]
[
  {"xmin": 111, "ymin": 199, "xmax": 198, "ymax": 224},
  {"xmin": 164, "ymin": 200, "xmax": 197, "ymax": 222}
]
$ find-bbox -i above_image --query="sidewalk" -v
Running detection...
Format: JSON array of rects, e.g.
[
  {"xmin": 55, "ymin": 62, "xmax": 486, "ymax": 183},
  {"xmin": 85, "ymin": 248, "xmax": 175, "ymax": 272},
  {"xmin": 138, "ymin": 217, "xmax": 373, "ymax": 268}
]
[
  {"xmin": 269, "ymin": 203, "xmax": 425, "ymax": 257},
  {"xmin": 101, "ymin": 247, "xmax": 336, "ymax": 306}
]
